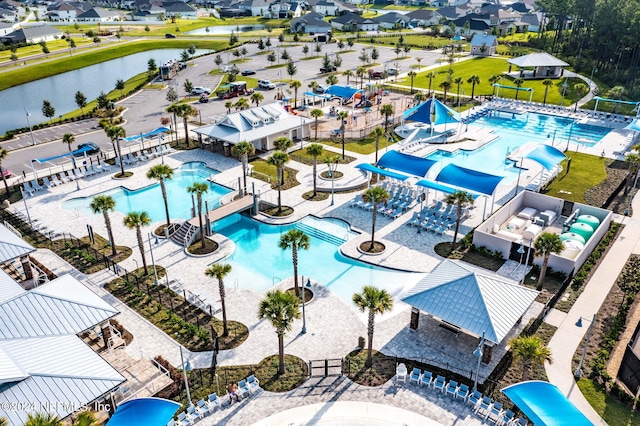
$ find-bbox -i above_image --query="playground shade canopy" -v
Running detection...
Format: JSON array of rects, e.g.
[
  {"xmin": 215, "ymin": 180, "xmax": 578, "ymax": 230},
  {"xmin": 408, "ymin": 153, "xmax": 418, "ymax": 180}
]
[
  {"xmin": 502, "ymin": 381, "xmax": 593, "ymax": 426},
  {"xmin": 403, "ymin": 98, "xmax": 461, "ymax": 125},
  {"xmin": 106, "ymin": 398, "xmax": 181, "ymax": 426},
  {"xmin": 377, "ymin": 150, "xmax": 437, "ymax": 178},
  {"xmin": 525, "ymin": 145, "xmax": 567, "ymax": 170},
  {"xmin": 325, "ymin": 85, "xmax": 362, "ymax": 100},
  {"xmin": 436, "ymin": 164, "xmax": 503, "ymax": 196},
  {"xmin": 356, "ymin": 163, "xmax": 411, "ymax": 181}
]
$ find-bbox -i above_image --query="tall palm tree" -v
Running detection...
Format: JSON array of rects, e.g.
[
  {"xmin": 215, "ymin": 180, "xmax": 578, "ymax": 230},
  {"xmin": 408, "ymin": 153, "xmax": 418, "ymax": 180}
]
[
  {"xmin": 123, "ymin": 211, "xmax": 151, "ymax": 275},
  {"xmin": 343, "ymin": 69, "xmax": 353, "ymax": 86},
  {"xmin": 224, "ymin": 101, "xmax": 233, "ymax": 114},
  {"xmin": 606, "ymin": 85, "xmax": 626, "ymax": 113},
  {"xmin": 356, "ymin": 66, "xmax": 367, "ymax": 89},
  {"xmin": 146, "ymin": 164, "xmax": 174, "ymax": 229},
  {"xmin": 234, "ymin": 97, "xmax": 250, "ymax": 111},
  {"xmin": 467, "ymin": 74, "xmax": 480, "ymax": 99},
  {"xmin": 325, "ymin": 73, "xmax": 339, "ymax": 86},
  {"xmin": 278, "ymin": 229, "xmax": 310, "ymax": 296},
  {"xmin": 508, "ymin": 335, "xmax": 553, "ymax": 381},
  {"xmin": 361, "ymin": 186, "xmax": 390, "ymax": 251},
  {"xmin": 0, "ymin": 147, "xmax": 11, "ymax": 195},
  {"xmin": 533, "ymin": 232, "xmax": 564, "ymax": 290},
  {"xmin": 205, "ymin": 263, "xmax": 232, "ymax": 336},
  {"xmin": 187, "ymin": 182, "xmax": 209, "ymax": 249},
  {"xmin": 308, "ymin": 81, "xmax": 319, "ymax": 93},
  {"xmin": 380, "ymin": 104, "xmax": 394, "ymax": 134},
  {"xmin": 310, "ymin": 109, "xmax": 324, "ymax": 140},
  {"xmin": 407, "ymin": 71, "xmax": 417, "ymax": 94},
  {"xmin": 453, "ymin": 77, "xmax": 464, "ymax": 109},
  {"xmin": 306, "ymin": 143, "xmax": 324, "ymax": 197},
  {"xmin": 71, "ymin": 411, "xmax": 99, "ymax": 426},
  {"xmin": 371, "ymin": 126, "xmax": 384, "ymax": 165},
  {"xmin": 488, "ymin": 74, "xmax": 500, "ymax": 96},
  {"xmin": 105, "ymin": 125, "xmax": 126, "ymax": 177},
  {"xmin": 337, "ymin": 110, "xmax": 349, "ymax": 159},
  {"xmin": 425, "ymin": 71, "xmax": 436, "ymax": 95},
  {"xmin": 250, "ymin": 91, "xmax": 264, "ymax": 107},
  {"xmin": 513, "ymin": 78, "xmax": 524, "ymax": 100},
  {"xmin": 353, "ymin": 285, "xmax": 393, "ymax": 367},
  {"xmin": 439, "ymin": 80, "xmax": 452, "ymax": 104},
  {"xmin": 25, "ymin": 412, "xmax": 62, "ymax": 426},
  {"xmin": 445, "ymin": 190, "xmax": 474, "ymax": 250},
  {"xmin": 174, "ymin": 103, "xmax": 198, "ymax": 146},
  {"xmin": 573, "ymin": 83, "xmax": 588, "ymax": 112},
  {"xmin": 231, "ymin": 141, "xmax": 256, "ymax": 196},
  {"xmin": 542, "ymin": 78, "xmax": 554, "ymax": 105},
  {"xmin": 274, "ymin": 136, "xmax": 292, "ymax": 152},
  {"xmin": 289, "ymin": 80, "xmax": 302, "ymax": 108},
  {"xmin": 258, "ymin": 289, "xmax": 301, "ymax": 374},
  {"xmin": 267, "ymin": 151, "xmax": 289, "ymax": 214},
  {"xmin": 90, "ymin": 195, "xmax": 117, "ymax": 256}
]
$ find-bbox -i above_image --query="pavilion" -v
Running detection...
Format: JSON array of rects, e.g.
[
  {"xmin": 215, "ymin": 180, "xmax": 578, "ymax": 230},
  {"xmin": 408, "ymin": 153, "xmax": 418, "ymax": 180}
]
[{"xmin": 506, "ymin": 52, "xmax": 568, "ymax": 79}]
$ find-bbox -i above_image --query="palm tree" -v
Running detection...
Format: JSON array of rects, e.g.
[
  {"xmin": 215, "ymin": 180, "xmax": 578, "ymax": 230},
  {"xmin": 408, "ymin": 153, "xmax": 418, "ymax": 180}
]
[
  {"xmin": 425, "ymin": 71, "xmax": 436, "ymax": 95},
  {"xmin": 325, "ymin": 73, "xmax": 339, "ymax": 86},
  {"xmin": 533, "ymin": 232, "xmax": 564, "ymax": 290},
  {"xmin": 573, "ymin": 83, "xmax": 588, "ymax": 112},
  {"xmin": 187, "ymin": 182, "xmax": 209, "ymax": 249},
  {"xmin": 508, "ymin": 335, "xmax": 553, "ymax": 381},
  {"xmin": 267, "ymin": 151, "xmax": 289, "ymax": 213},
  {"xmin": 408, "ymin": 71, "xmax": 417, "ymax": 94},
  {"xmin": 234, "ymin": 97, "xmax": 249, "ymax": 111},
  {"xmin": 353, "ymin": 286, "xmax": 393, "ymax": 367},
  {"xmin": 123, "ymin": 211, "xmax": 151, "ymax": 275},
  {"xmin": 231, "ymin": 141, "xmax": 255, "ymax": 196},
  {"xmin": 513, "ymin": 78, "xmax": 524, "ymax": 100},
  {"xmin": 308, "ymin": 81, "xmax": 319, "ymax": 93},
  {"xmin": 205, "ymin": 263, "xmax": 232, "ymax": 336},
  {"xmin": 606, "ymin": 85, "xmax": 626, "ymax": 112},
  {"xmin": 542, "ymin": 78, "xmax": 554, "ymax": 105},
  {"xmin": 445, "ymin": 190, "xmax": 474, "ymax": 250},
  {"xmin": 380, "ymin": 104, "xmax": 394, "ymax": 134},
  {"xmin": 25, "ymin": 412, "xmax": 62, "ymax": 426},
  {"xmin": 0, "ymin": 147, "xmax": 9, "ymax": 195},
  {"xmin": 173, "ymin": 103, "xmax": 197, "ymax": 146},
  {"xmin": 467, "ymin": 74, "xmax": 480, "ymax": 99},
  {"xmin": 624, "ymin": 153, "xmax": 640, "ymax": 195},
  {"xmin": 278, "ymin": 229, "xmax": 310, "ymax": 296},
  {"xmin": 105, "ymin": 125, "xmax": 126, "ymax": 176},
  {"xmin": 258, "ymin": 289, "xmax": 301, "ymax": 374},
  {"xmin": 250, "ymin": 91, "xmax": 264, "ymax": 107},
  {"xmin": 289, "ymin": 80, "xmax": 302, "ymax": 108},
  {"xmin": 71, "ymin": 411, "xmax": 99, "ymax": 426},
  {"xmin": 343, "ymin": 69, "xmax": 353, "ymax": 86},
  {"xmin": 224, "ymin": 101, "xmax": 233, "ymax": 114},
  {"xmin": 356, "ymin": 66, "xmax": 367, "ymax": 89},
  {"xmin": 310, "ymin": 109, "xmax": 324, "ymax": 140},
  {"xmin": 361, "ymin": 186, "xmax": 390, "ymax": 251},
  {"xmin": 274, "ymin": 136, "xmax": 292, "ymax": 152},
  {"xmin": 146, "ymin": 164, "xmax": 174, "ymax": 229},
  {"xmin": 306, "ymin": 143, "xmax": 324, "ymax": 196},
  {"xmin": 90, "ymin": 195, "xmax": 117, "ymax": 256},
  {"xmin": 488, "ymin": 74, "xmax": 500, "ymax": 96},
  {"xmin": 371, "ymin": 126, "xmax": 384, "ymax": 165},
  {"xmin": 439, "ymin": 80, "xmax": 452, "ymax": 104},
  {"xmin": 453, "ymin": 77, "xmax": 464, "ymax": 109}
]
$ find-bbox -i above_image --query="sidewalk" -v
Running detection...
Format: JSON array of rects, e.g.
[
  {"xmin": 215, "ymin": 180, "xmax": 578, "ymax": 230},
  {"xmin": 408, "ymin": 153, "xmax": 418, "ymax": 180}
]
[{"xmin": 544, "ymin": 195, "xmax": 640, "ymax": 424}]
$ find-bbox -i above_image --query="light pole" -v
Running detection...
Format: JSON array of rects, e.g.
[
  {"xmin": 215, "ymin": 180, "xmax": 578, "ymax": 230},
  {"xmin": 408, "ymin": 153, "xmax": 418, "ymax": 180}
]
[
  {"xmin": 560, "ymin": 78, "xmax": 568, "ymax": 106},
  {"xmin": 179, "ymin": 346, "xmax": 193, "ymax": 406},
  {"xmin": 148, "ymin": 232, "xmax": 159, "ymax": 285},
  {"xmin": 328, "ymin": 159, "xmax": 338, "ymax": 206},
  {"xmin": 574, "ymin": 314, "xmax": 596, "ymax": 378},
  {"xmin": 159, "ymin": 134, "xmax": 165, "ymax": 164},
  {"xmin": 20, "ymin": 190, "xmax": 33, "ymax": 230},
  {"xmin": 24, "ymin": 108, "xmax": 36, "ymax": 146},
  {"xmin": 473, "ymin": 331, "xmax": 485, "ymax": 391},
  {"xmin": 517, "ymin": 244, "xmax": 525, "ymax": 284}
]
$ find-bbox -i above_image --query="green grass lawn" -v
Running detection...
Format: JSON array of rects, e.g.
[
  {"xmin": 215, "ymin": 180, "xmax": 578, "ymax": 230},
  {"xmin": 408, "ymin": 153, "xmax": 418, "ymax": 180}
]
[
  {"xmin": 543, "ymin": 151, "xmax": 608, "ymax": 203},
  {"xmin": 358, "ymin": 34, "xmax": 453, "ymax": 50},
  {"xmin": 578, "ymin": 379, "xmax": 640, "ymax": 426},
  {"xmin": 395, "ymin": 57, "xmax": 584, "ymax": 105},
  {"xmin": 321, "ymin": 134, "xmax": 398, "ymax": 156},
  {"xmin": 0, "ymin": 37, "xmax": 94, "ymax": 63}
]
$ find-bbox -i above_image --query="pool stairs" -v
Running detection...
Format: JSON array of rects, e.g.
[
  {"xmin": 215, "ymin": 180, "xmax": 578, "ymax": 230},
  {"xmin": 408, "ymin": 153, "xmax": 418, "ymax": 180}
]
[
  {"xmin": 294, "ymin": 222, "xmax": 346, "ymax": 246},
  {"xmin": 170, "ymin": 222, "xmax": 199, "ymax": 247}
]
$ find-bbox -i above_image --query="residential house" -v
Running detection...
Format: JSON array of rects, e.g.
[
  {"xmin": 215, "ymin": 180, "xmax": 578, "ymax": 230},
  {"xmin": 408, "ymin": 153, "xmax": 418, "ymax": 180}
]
[
  {"xmin": 405, "ymin": 9, "xmax": 440, "ymax": 27},
  {"xmin": 469, "ymin": 32, "xmax": 497, "ymax": 56},
  {"xmin": 519, "ymin": 12, "xmax": 541, "ymax": 32},
  {"xmin": 330, "ymin": 12, "xmax": 377, "ymax": 31},
  {"xmin": 163, "ymin": 1, "xmax": 197, "ymax": 17},
  {"xmin": 237, "ymin": 0, "xmax": 271, "ymax": 16},
  {"xmin": 0, "ymin": 4, "xmax": 17, "ymax": 21},
  {"xmin": 267, "ymin": 0, "xmax": 303, "ymax": 18},
  {"xmin": 46, "ymin": 1, "xmax": 86, "ymax": 21},
  {"xmin": 313, "ymin": 0, "xmax": 338, "ymax": 16},
  {"xmin": 289, "ymin": 11, "xmax": 332, "ymax": 34},
  {"xmin": 452, "ymin": 14, "xmax": 491, "ymax": 35},
  {"xmin": 0, "ymin": 24, "xmax": 63, "ymax": 43},
  {"xmin": 372, "ymin": 11, "xmax": 410, "ymax": 29},
  {"xmin": 76, "ymin": 6, "xmax": 121, "ymax": 21}
]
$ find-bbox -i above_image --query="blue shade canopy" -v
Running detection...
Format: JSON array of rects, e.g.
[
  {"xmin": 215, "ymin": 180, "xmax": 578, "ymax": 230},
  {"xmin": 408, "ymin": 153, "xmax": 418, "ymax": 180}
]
[
  {"xmin": 403, "ymin": 99, "xmax": 461, "ymax": 125},
  {"xmin": 122, "ymin": 127, "xmax": 169, "ymax": 142},
  {"xmin": 415, "ymin": 179, "xmax": 457, "ymax": 195},
  {"xmin": 625, "ymin": 119, "xmax": 640, "ymax": 132},
  {"xmin": 325, "ymin": 85, "xmax": 362, "ymax": 100},
  {"xmin": 106, "ymin": 398, "xmax": 181, "ymax": 426},
  {"xmin": 32, "ymin": 145, "xmax": 95, "ymax": 163},
  {"xmin": 525, "ymin": 145, "xmax": 567, "ymax": 170},
  {"xmin": 436, "ymin": 164, "xmax": 503, "ymax": 196},
  {"xmin": 356, "ymin": 163, "xmax": 411, "ymax": 181},
  {"xmin": 593, "ymin": 96, "xmax": 640, "ymax": 106},
  {"xmin": 377, "ymin": 150, "xmax": 437, "ymax": 178},
  {"xmin": 502, "ymin": 381, "xmax": 593, "ymax": 426}
]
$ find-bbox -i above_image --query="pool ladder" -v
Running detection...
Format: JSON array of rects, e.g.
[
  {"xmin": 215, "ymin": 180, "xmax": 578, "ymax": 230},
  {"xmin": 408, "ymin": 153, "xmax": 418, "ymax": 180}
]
[{"xmin": 272, "ymin": 276, "xmax": 282, "ymax": 286}]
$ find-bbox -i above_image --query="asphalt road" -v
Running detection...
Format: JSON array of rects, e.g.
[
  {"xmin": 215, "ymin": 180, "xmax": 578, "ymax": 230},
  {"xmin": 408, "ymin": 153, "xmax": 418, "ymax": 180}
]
[{"xmin": 3, "ymin": 41, "xmax": 443, "ymax": 178}]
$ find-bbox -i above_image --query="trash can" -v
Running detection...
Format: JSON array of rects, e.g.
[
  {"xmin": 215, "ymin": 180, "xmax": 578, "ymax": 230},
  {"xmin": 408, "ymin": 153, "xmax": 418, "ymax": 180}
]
[
  {"xmin": 223, "ymin": 142, "xmax": 231, "ymax": 157},
  {"xmin": 358, "ymin": 336, "xmax": 365, "ymax": 349}
]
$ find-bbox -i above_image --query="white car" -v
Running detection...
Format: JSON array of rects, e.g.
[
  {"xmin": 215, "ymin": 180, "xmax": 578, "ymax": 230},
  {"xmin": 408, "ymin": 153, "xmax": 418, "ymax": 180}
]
[
  {"xmin": 191, "ymin": 86, "xmax": 212, "ymax": 95},
  {"xmin": 258, "ymin": 79, "xmax": 276, "ymax": 90},
  {"xmin": 386, "ymin": 68, "xmax": 398, "ymax": 76}
]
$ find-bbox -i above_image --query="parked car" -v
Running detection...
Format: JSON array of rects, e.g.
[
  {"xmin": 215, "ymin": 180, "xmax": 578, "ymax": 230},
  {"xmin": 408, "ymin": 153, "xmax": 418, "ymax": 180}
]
[
  {"xmin": 1, "ymin": 167, "xmax": 11, "ymax": 178},
  {"xmin": 319, "ymin": 65, "xmax": 337, "ymax": 73},
  {"xmin": 386, "ymin": 68, "xmax": 398, "ymax": 76},
  {"xmin": 222, "ymin": 65, "xmax": 237, "ymax": 73},
  {"xmin": 258, "ymin": 79, "xmax": 276, "ymax": 90},
  {"xmin": 314, "ymin": 85, "xmax": 327, "ymax": 94},
  {"xmin": 370, "ymin": 71, "xmax": 383, "ymax": 79},
  {"xmin": 241, "ymin": 69, "xmax": 256, "ymax": 76},
  {"xmin": 165, "ymin": 33, "xmax": 176, "ymax": 38},
  {"xmin": 191, "ymin": 86, "xmax": 212, "ymax": 95},
  {"xmin": 74, "ymin": 142, "xmax": 100, "ymax": 156}
]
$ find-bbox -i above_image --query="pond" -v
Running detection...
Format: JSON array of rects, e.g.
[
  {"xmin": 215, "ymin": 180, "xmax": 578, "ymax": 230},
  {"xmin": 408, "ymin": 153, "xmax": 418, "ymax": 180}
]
[{"xmin": 185, "ymin": 24, "xmax": 266, "ymax": 35}]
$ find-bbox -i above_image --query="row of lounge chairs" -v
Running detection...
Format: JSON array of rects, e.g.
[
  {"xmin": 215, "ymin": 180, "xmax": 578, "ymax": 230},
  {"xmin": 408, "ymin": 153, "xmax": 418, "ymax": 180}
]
[
  {"xmin": 398, "ymin": 365, "xmax": 527, "ymax": 426},
  {"xmin": 117, "ymin": 145, "xmax": 174, "ymax": 166},
  {"xmin": 406, "ymin": 201, "xmax": 470, "ymax": 234},
  {"xmin": 168, "ymin": 375, "xmax": 260, "ymax": 425},
  {"xmin": 21, "ymin": 162, "xmax": 114, "ymax": 196}
]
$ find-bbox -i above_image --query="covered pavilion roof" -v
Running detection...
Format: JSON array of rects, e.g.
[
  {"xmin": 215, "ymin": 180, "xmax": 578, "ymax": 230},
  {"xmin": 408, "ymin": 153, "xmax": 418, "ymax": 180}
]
[{"xmin": 507, "ymin": 52, "xmax": 568, "ymax": 68}]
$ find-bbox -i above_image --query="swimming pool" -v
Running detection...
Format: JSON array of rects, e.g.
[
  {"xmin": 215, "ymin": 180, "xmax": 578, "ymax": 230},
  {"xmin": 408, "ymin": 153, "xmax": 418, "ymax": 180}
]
[
  {"xmin": 212, "ymin": 214, "xmax": 425, "ymax": 304},
  {"xmin": 63, "ymin": 162, "xmax": 232, "ymax": 221},
  {"xmin": 425, "ymin": 111, "xmax": 611, "ymax": 182}
]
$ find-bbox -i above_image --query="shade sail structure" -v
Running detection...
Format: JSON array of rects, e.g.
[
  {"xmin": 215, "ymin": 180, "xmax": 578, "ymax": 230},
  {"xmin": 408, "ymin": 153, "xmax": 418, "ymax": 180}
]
[
  {"xmin": 507, "ymin": 52, "xmax": 569, "ymax": 68},
  {"xmin": 122, "ymin": 127, "xmax": 169, "ymax": 142},
  {"xmin": 403, "ymin": 98, "xmax": 461, "ymax": 125},
  {"xmin": 436, "ymin": 164, "xmax": 503, "ymax": 196},
  {"xmin": 593, "ymin": 96, "xmax": 639, "ymax": 106},
  {"xmin": 625, "ymin": 119, "xmax": 640, "ymax": 132},
  {"xmin": 377, "ymin": 150, "xmax": 437, "ymax": 178},
  {"xmin": 502, "ymin": 381, "xmax": 593, "ymax": 426},
  {"xmin": 415, "ymin": 179, "xmax": 457, "ymax": 195},
  {"xmin": 402, "ymin": 260, "xmax": 539, "ymax": 344},
  {"xmin": 325, "ymin": 85, "xmax": 362, "ymax": 100},
  {"xmin": 32, "ymin": 144, "xmax": 95, "ymax": 164},
  {"xmin": 525, "ymin": 145, "xmax": 567, "ymax": 170},
  {"xmin": 356, "ymin": 163, "xmax": 411, "ymax": 181},
  {"xmin": 106, "ymin": 398, "xmax": 181, "ymax": 426}
]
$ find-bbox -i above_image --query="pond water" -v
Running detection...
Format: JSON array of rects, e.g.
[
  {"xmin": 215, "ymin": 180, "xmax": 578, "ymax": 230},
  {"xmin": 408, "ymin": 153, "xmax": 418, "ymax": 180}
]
[
  {"xmin": 185, "ymin": 24, "xmax": 266, "ymax": 35},
  {"xmin": 0, "ymin": 48, "xmax": 212, "ymax": 135}
]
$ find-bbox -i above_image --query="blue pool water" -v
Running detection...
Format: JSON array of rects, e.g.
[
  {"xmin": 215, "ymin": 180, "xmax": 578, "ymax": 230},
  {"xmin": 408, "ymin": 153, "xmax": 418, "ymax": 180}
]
[
  {"xmin": 63, "ymin": 162, "xmax": 232, "ymax": 221},
  {"xmin": 425, "ymin": 111, "xmax": 611, "ymax": 182},
  {"xmin": 212, "ymin": 214, "xmax": 424, "ymax": 302}
]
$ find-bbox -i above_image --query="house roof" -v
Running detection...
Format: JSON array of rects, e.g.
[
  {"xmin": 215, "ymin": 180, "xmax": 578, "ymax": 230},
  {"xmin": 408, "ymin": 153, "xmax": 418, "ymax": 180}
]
[
  {"xmin": 406, "ymin": 9, "xmax": 435, "ymax": 20},
  {"xmin": 402, "ymin": 260, "xmax": 538, "ymax": 344},
  {"xmin": 0, "ymin": 269, "xmax": 25, "ymax": 303},
  {"xmin": 453, "ymin": 16, "xmax": 491, "ymax": 31},
  {"xmin": 163, "ymin": 2, "xmax": 196, "ymax": 12},
  {"xmin": 373, "ymin": 11, "xmax": 410, "ymax": 23},
  {"xmin": 519, "ymin": 13, "xmax": 541, "ymax": 26},
  {"xmin": 331, "ymin": 12, "xmax": 366, "ymax": 24},
  {"xmin": 76, "ymin": 6, "xmax": 119, "ymax": 18},
  {"xmin": 507, "ymin": 52, "xmax": 569, "ymax": 67},
  {"xmin": 3, "ymin": 25, "xmax": 62, "ymax": 41},
  {"xmin": 470, "ymin": 33, "xmax": 498, "ymax": 46},
  {"xmin": 0, "ymin": 224, "xmax": 35, "ymax": 263},
  {"xmin": 291, "ymin": 11, "xmax": 331, "ymax": 26}
]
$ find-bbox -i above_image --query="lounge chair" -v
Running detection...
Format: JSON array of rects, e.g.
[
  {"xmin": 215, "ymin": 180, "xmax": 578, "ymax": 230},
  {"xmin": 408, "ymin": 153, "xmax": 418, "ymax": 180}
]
[
  {"xmin": 194, "ymin": 399, "xmax": 208, "ymax": 418},
  {"xmin": 475, "ymin": 396, "xmax": 492, "ymax": 418},
  {"xmin": 72, "ymin": 168, "xmax": 85, "ymax": 179},
  {"xmin": 433, "ymin": 375, "xmax": 446, "ymax": 392},
  {"xmin": 176, "ymin": 412, "xmax": 191, "ymax": 426},
  {"xmin": 185, "ymin": 405, "xmax": 198, "ymax": 422},
  {"xmin": 395, "ymin": 363, "xmax": 407, "ymax": 384},
  {"xmin": 101, "ymin": 160, "xmax": 113, "ymax": 171},
  {"xmin": 409, "ymin": 368, "xmax": 421, "ymax": 385},
  {"xmin": 420, "ymin": 371, "xmax": 433, "ymax": 387},
  {"xmin": 49, "ymin": 175, "xmax": 63, "ymax": 186},
  {"xmin": 22, "ymin": 183, "xmax": 34, "ymax": 196},
  {"xmin": 30, "ymin": 179, "xmax": 44, "ymax": 191},
  {"xmin": 500, "ymin": 409, "xmax": 515, "ymax": 425},
  {"xmin": 206, "ymin": 393, "xmax": 221, "ymax": 412},
  {"xmin": 455, "ymin": 383, "xmax": 469, "ymax": 400},
  {"xmin": 42, "ymin": 176, "xmax": 53, "ymax": 188},
  {"xmin": 237, "ymin": 379, "xmax": 250, "ymax": 398},
  {"xmin": 349, "ymin": 195, "xmax": 364, "ymax": 208},
  {"xmin": 445, "ymin": 380, "xmax": 458, "ymax": 397},
  {"xmin": 247, "ymin": 375, "xmax": 260, "ymax": 393},
  {"xmin": 81, "ymin": 166, "xmax": 94, "ymax": 176},
  {"xmin": 488, "ymin": 401, "xmax": 503, "ymax": 423},
  {"xmin": 513, "ymin": 417, "xmax": 528, "ymax": 426},
  {"xmin": 467, "ymin": 390, "xmax": 482, "ymax": 407}
]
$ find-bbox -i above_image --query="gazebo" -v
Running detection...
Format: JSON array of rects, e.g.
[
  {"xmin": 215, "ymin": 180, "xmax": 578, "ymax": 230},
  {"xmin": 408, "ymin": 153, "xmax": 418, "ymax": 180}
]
[{"xmin": 507, "ymin": 52, "xmax": 569, "ymax": 79}]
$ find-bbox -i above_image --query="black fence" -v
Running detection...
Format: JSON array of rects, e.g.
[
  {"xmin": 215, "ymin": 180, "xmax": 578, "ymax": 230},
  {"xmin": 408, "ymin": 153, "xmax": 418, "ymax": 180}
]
[{"xmin": 309, "ymin": 359, "xmax": 343, "ymax": 377}]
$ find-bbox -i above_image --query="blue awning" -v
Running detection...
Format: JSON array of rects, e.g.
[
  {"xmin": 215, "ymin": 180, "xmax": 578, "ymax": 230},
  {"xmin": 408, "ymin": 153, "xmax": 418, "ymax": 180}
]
[
  {"xmin": 525, "ymin": 145, "xmax": 566, "ymax": 170},
  {"xmin": 377, "ymin": 150, "xmax": 437, "ymax": 178},
  {"xmin": 32, "ymin": 145, "xmax": 94, "ymax": 164},
  {"xmin": 625, "ymin": 119, "xmax": 640, "ymax": 132},
  {"xmin": 593, "ymin": 96, "xmax": 640, "ymax": 106},
  {"xmin": 415, "ymin": 179, "xmax": 457, "ymax": 194},
  {"xmin": 356, "ymin": 163, "xmax": 411, "ymax": 181},
  {"xmin": 436, "ymin": 164, "xmax": 503, "ymax": 196},
  {"xmin": 325, "ymin": 85, "xmax": 362, "ymax": 100},
  {"xmin": 122, "ymin": 127, "xmax": 169, "ymax": 142},
  {"xmin": 106, "ymin": 398, "xmax": 181, "ymax": 426},
  {"xmin": 403, "ymin": 98, "xmax": 460, "ymax": 125},
  {"xmin": 502, "ymin": 381, "xmax": 593, "ymax": 426},
  {"xmin": 304, "ymin": 91, "xmax": 332, "ymax": 99}
]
